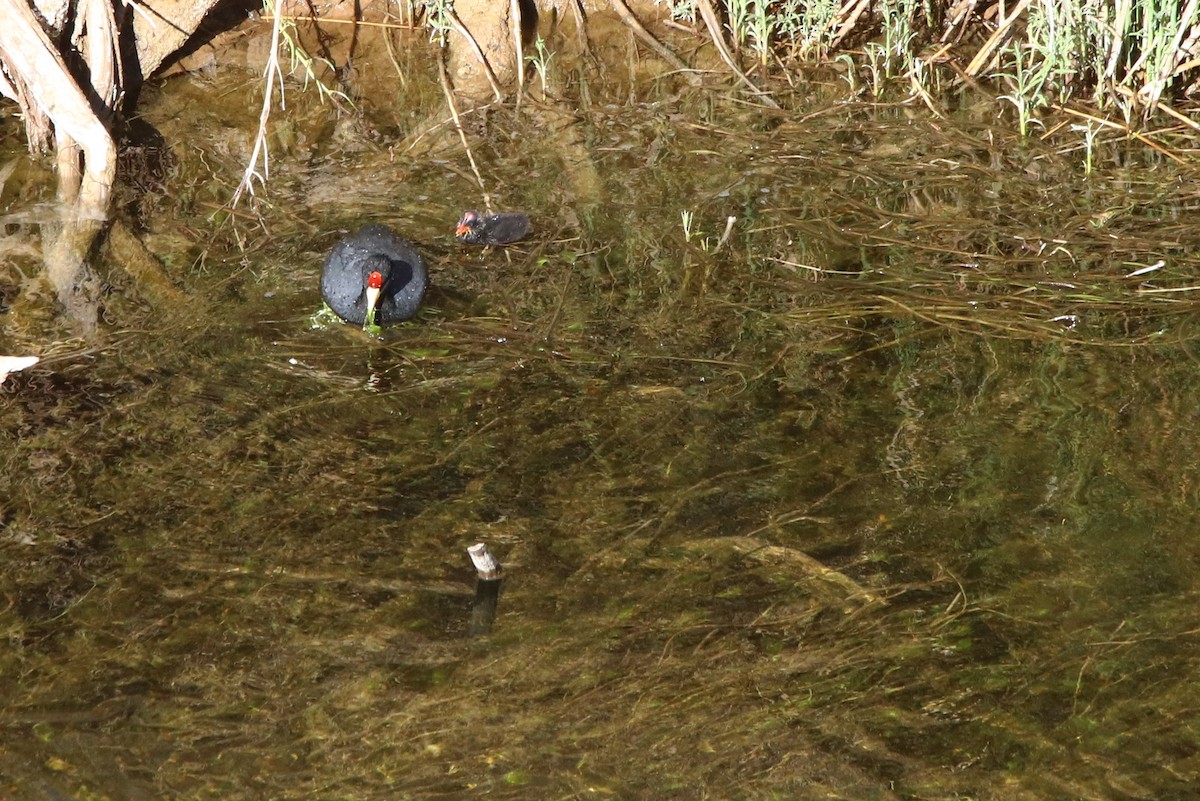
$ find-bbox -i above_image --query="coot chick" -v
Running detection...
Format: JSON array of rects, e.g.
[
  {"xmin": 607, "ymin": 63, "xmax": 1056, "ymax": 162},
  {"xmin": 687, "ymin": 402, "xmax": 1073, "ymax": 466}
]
[
  {"xmin": 455, "ymin": 210, "xmax": 531, "ymax": 245},
  {"xmin": 320, "ymin": 224, "xmax": 428, "ymax": 330}
]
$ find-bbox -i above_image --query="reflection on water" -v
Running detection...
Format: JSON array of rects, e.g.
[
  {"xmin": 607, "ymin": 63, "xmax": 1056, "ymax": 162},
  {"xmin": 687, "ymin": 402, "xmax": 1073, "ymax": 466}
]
[{"xmin": 4, "ymin": 52, "xmax": 1200, "ymax": 801}]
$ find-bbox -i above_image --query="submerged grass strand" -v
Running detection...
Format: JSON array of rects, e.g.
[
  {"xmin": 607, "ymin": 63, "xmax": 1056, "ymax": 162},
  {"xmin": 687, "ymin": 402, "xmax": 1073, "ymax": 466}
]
[{"xmin": 9, "ymin": 23, "xmax": 1200, "ymax": 801}]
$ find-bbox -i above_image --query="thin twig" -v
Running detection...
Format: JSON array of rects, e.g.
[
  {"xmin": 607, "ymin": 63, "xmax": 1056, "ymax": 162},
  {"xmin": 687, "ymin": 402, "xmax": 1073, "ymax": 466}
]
[
  {"xmin": 830, "ymin": 0, "xmax": 871, "ymax": 50},
  {"xmin": 1111, "ymin": 83, "xmax": 1200, "ymax": 135},
  {"xmin": 610, "ymin": 0, "xmax": 695, "ymax": 80},
  {"xmin": 965, "ymin": 0, "xmax": 1033, "ymax": 76},
  {"xmin": 438, "ymin": 57, "xmax": 493, "ymax": 213},
  {"xmin": 446, "ymin": 7, "xmax": 505, "ymax": 102},
  {"xmin": 381, "ymin": 7, "xmax": 409, "ymax": 88},
  {"xmin": 280, "ymin": 15, "xmax": 416, "ymax": 30},
  {"xmin": 1054, "ymin": 105, "xmax": 1185, "ymax": 164},
  {"xmin": 510, "ymin": 0, "xmax": 524, "ymax": 111},
  {"xmin": 232, "ymin": 0, "xmax": 286, "ymax": 207},
  {"xmin": 694, "ymin": 0, "xmax": 779, "ymax": 108},
  {"xmin": 569, "ymin": 0, "xmax": 593, "ymax": 60}
]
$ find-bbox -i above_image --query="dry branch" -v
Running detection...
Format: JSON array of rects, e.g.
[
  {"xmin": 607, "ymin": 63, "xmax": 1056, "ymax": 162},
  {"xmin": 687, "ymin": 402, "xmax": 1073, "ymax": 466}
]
[
  {"xmin": 695, "ymin": 0, "xmax": 780, "ymax": 108},
  {"xmin": 965, "ymin": 0, "xmax": 1033, "ymax": 76},
  {"xmin": 0, "ymin": 0, "xmax": 115, "ymax": 213},
  {"xmin": 611, "ymin": 0, "xmax": 695, "ymax": 79}
]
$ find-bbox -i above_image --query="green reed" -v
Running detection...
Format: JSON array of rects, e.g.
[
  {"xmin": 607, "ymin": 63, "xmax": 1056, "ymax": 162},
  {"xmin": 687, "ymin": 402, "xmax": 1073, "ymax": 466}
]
[{"xmin": 645, "ymin": 0, "xmax": 1200, "ymax": 115}]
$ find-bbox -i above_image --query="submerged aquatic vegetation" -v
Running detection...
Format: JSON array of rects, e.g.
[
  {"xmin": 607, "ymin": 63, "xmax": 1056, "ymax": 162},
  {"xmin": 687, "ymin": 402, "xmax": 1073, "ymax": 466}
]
[{"xmin": 7, "ymin": 6, "xmax": 1200, "ymax": 800}]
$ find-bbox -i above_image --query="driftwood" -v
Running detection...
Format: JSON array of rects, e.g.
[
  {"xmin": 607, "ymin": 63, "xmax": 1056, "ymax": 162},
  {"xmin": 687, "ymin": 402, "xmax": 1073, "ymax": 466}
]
[{"xmin": 0, "ymin": 0, "xmax": 221, "ymax": 328}]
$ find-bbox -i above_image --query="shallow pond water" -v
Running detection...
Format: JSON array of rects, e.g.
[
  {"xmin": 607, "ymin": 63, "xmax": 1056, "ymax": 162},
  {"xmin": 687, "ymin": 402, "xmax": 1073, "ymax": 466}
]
[{"xmin": 3, "ymin": 40, "xmax": 1200, "ymax": 801}]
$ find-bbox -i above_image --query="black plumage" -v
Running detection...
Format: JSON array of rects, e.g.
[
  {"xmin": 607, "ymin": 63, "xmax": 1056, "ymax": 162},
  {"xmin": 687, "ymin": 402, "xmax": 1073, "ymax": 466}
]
[
  {"xmin": 455, "ymin": 211, "xmax": 531, "ymax": 245},
  {"xmin": 320, "ymin": 224, "xmax": 428, "ymax": 328}
]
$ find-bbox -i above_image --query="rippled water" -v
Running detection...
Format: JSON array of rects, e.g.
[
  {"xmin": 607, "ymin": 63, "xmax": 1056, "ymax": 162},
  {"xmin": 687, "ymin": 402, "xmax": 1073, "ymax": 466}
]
[{"xmin": 3, "ymin": 37, "xmax": 1200, "ymax": 801}]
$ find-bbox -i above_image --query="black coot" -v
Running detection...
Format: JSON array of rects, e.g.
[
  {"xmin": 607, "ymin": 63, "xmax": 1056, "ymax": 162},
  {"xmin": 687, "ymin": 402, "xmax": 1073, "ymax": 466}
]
[
  {"xmin": 320, "ymin": 224, "xmax": 428, "ymax": 329},
  {"xmin": 455, "ymin": 211, "xmax": 531, "ymax": 245}
]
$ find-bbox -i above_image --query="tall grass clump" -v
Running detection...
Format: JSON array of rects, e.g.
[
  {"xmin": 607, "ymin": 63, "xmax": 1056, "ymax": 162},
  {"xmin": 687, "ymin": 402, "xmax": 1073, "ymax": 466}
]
[
  {"xmin": 650, "ymin": 0, "xmax": 1200, "ymax": 129},
  {"xmin": 776, "ymin": 0, "xmax": 840, "ymax": 60},
  {"xmin": 998, "ymin": 42, "xmax": 1049, "ymax": 136},
  {"xmin": 879, "ymin": 0, "xmax": 922, "ymax": 75},
  {"xmin": 1014, "ymin": 1, "xmax": 1199, "ymax": 121},
  {"xmin": 422, "ymin": 0, "xmax": 455, "ymax": 45}
]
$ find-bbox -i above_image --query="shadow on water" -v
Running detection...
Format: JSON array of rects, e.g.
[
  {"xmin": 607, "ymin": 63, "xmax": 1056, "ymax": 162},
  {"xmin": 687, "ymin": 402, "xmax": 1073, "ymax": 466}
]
[{"xmin": 4, "ymin": 35, "xmax": 1200, "ymax": 801}]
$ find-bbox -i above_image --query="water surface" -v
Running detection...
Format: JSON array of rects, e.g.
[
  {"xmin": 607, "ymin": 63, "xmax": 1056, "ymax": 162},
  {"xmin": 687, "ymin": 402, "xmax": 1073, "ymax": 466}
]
[{"xmin": 3, "ymin": 48, "xmax": 1200, "ymax": 801}]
